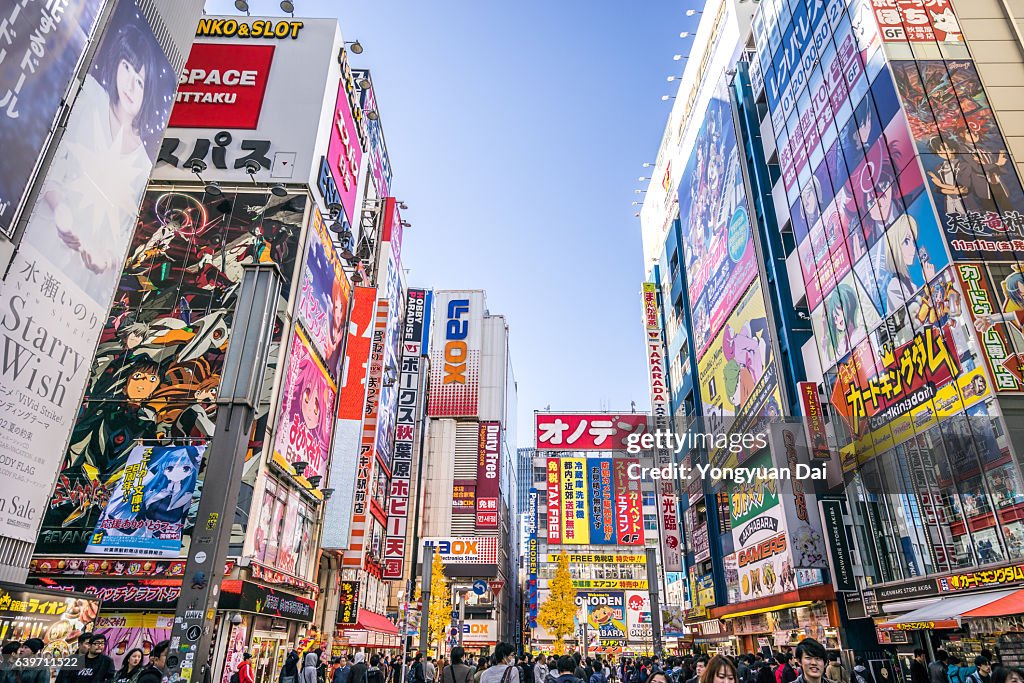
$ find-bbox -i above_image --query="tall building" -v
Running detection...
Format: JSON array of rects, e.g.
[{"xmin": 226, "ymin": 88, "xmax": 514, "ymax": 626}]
[
  {"xmin": 0, "ymin": 0, "xmax": 205, "ymax": 583},
  {"xmin": 643, "ymin": 0, "xmax": 1024, "ymax": 660},
  {"xmin": 418, "ymin": 289, "xmax": 518, "ymax": 648}
]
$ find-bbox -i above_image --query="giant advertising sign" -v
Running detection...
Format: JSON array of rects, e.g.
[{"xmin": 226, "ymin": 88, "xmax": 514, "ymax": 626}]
[
  {"xmin": 729, "ymin": 454, "xmax": 793, "ymax": 601},
  {"xmin": 33, "ymin": 190, "xmax": 301, "ymax": 554},
  {"xmin": 560, "ymin": 458, "xmax": 589, "ymax": 544},
  {"xmin": 154, "ymin": 17, "xmax": 340, "ymax": 184},
  {"xmin": 2, "ymin": 1, "xmax": 180, "ymax": 548},
  {"xmin": 422, "ymin": 537, "xmax": 499, "ymax": 564},
  {"xmin": 322, "ymin": 286, "xmax": 376, "ymax": 550},
  {"xmin": 353, "ymin": 69, "xmax": 393, "ymax": 197},
  {"xmin": 476, "ymin": 422, "xmax": 501, "ymax": 529},
  {"xmin": 272, "ymin": 326, "xmax": 337, "ymax": 481},
  {"xmin": 0, "ymin": 584, "xmax": 100, "ymax": 654},
  {"xmin": 613, "ymin": 458, "xmax": 643, "ymax": 546},
  {"xmin": 546, "ymin": 458, "xmax": 562, "ymax": 544},
  {"xmin": 677, "ymin": 82, "xmax": 759, "ymax": 357},
  {"xmin": 871, "ymin": 0, "xmax": 963, "ymax": 43},
  {"xmin": 297, "ymin": 206, "xmax": 350, "ymax": 378},
  {"xmin": 575, "ymin": 592, "xmax": 627, "ymax": 641},
  {"xmin": 535, "ymin": 413, "xmax": 649, "ymax": 450},
  {"xmin": 957, "ymin": 263, "xmax": 1024, "ymax": 393},
  {"xmin": 326, "ymin": 78, "xmax": 364, "ymax": 230},
  {"xmin": 624, "ymin": 591, "xmax": 653, "ymax": 641},
  {"xmin": 428, "ymin": 292, "xmax": 483, "ymax": 417},
  {"xmin": 588, "ymin": 459, "xmax": 617, "ymax": 545},
  {"xmin": 0, "ymin": 0, "xmax": 105, "ymax": 237}
]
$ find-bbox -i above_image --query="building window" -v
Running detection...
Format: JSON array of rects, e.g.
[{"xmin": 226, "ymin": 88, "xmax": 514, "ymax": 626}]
[
  {"xmin": 642, "ymin": 491, "xmax": 657, "ymax": 508},
  {"xmin": 644, "ymin": 514, "xmax": 659, "ymax": 531}
]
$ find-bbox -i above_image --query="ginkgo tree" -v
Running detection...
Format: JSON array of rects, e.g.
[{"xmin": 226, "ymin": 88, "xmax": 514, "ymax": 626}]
[
  {"xmin": 427, "ymin": 550, "xmax": 451, "ymax": 655},
  {"xmin": 537, "ymin": 549, "xmax": 577, "ymax": 655}
]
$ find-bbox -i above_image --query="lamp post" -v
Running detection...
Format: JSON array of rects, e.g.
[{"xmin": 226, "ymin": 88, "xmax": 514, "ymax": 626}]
[
  {"xmin": 645, "ymin": 547, "xmax": 664, "ymax": 660},
  {"xmin": 167, "ymin": 263, "xmax": 282, "ymax": 683}
]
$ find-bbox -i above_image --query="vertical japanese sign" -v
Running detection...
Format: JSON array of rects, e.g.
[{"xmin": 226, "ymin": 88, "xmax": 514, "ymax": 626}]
[
  {"xmin": 352, "ymin": 69, "xmax": 392, "ymax": 198},
  {"xmin": 546, "ymin": 458, "xmax": 562, "ymax": 544},
  {"xmin": 613, "ymin": 458, "xmax": 643, "ymax": 546},
  {"xmin": 382, "ymin": 291, "xmax": 425, "ymax": 579},
  {"xmin": 344, "ymin": 298, "xmax": 389, "ymax": 568},
  {"xmin": 476, "ymin": 422, "xmax": 501, "ymax": 529},
  {"xmin": 644, "ymin": 289, "xmax": 683, "ymax": 570},
  {"xmin": 956, "ymin": 263, "xmax": 1024, "ymax": 393},
  {"xmin": 338, "ymin": 580, "xmax": 361, "ymax": 624},
  {"xmin": 588, "ymin": 458, "xmax": 617, "ymax": 545},
  {"xmin": 0, "ymin": 0, "xmax": 105, "ymax": 237},
  {"xmin": 561, "ymin": 458, "xmax": 589, "ymax": 544},
  {"xmin": 799, "ymin": 382, "xmax": 831, "ymax": 459},
  {"xmin": 328, "ymin": 53, "xmax": 365, "ymax": 228},
  {"xmin": 528, "ymin": 486, "xmax": 539, "ymax": 628}
]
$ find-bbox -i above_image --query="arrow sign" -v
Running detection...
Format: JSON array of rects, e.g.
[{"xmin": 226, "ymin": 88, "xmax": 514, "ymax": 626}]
[
  {"xmin": 472, "ymin": 580, "xmax": 487, "ymax": 595},
  {"xmin": 488, "ymin": 580, "xmax": 505, "ymax": 597}
]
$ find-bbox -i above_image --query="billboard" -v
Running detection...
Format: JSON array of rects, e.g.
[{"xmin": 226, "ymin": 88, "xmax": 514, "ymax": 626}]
[
  {"xmin": 612, "ymin": 458, "xmax": 643, "ymax": 546},
  {"xmin": 154, "ymin": 17, "xmax": 340, "ymax": 184},
  {"xmin": 957, "ymin": 263, "xmax": 1024, "ymax": 393},
  {"xmin": 326, "ymin": 78, "xmax": 363, "ymax": 228},
  {"xmin": 33, "ymin": 190, "xmax": 301, "ymax": 555},
  {"xmin": 677, "ymin": 82, "xmax": 759, "ymax": 357},
  {"xmin": 730, "ymin": 456, "xmax": 795, "ymax": 601},
  {"xmin": 428, "ymin": 292, "xmax": 483, "ymax": 416},
  {"xmin": 476, "ymin": 422, "xmax": 501, "ymax": 529},
  {"xmin": 0, "ymin": 0, "xmax": 105, "ymax": 237},
  {"xmin": 322, "ymin": 286, "xmax": 376, "ymax": 550},
  {"xmin": 535, "ymin": 413, "xmax": 649, "ymax": 450},
  {"xmin": 169, "ymin": 43, "xmax": 275, "ymax": 129},
  {"xmin": 272, "ymin": 325, "xmax": 338, "ymax": 481},
  {"xmin": 1, "ymin": 0, "xmax": 179, "ymax": 546},
  {"xmin": 624, "ymin": 591, "xmax": 653, "ymax": 641},
  {"xmin": 0, "ymin": 585, "xmax": 100, "ymax": 655},
  {"xmin": 85, "ymin": 444, "xmax": 206, "ymax": 557},
  {"xmin": 575, "ymin": 592, "xmax": 627, "ymax": 641},
  {"xmin": 338, "ymin": 580, "xmax": 360, "ymax": 624},
  {"xmin": 296, "ymin": 206, "xmax": 350, "ymax": 378},
  {"xmin": 422, "ymin": 537, "xmax": 499, "ymax": 564},
  {"xmin": 696, "ymin": 281, "xmax": 785, "ymax": 467},
  {"xmin": 871, "ymin": 0, "xmax": 963, "ymax": 42},
  {"xmin": 546, "ymin": 458, "xmax": 562, "ymax": 544},
  {"xmin": 560, "ymin": 458, "xmax": 589, "ymax": 545},
  {"xmin": 588, "ymin": 459, "xmax": 617, "ymax": 545},
  {"xmin": 353, "ymin": 69, "xmax": 393, "ymax": 197}
]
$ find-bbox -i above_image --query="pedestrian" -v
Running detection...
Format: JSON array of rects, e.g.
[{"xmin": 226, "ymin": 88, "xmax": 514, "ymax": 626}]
[
  {"xmin": 592, "ymin": 662, "xmax": 608, "ymax": 683},
  {"xmin": 281, "ymin": 652, "xmax": 301, "ymax": 683},
  {"xmin": 648, "ymin": 672, "xmax": 671, "ymax": 683},
  {"xmin": 1, "ymin": 642, "xmax": 20, "ymax": 683},
  {"xmin": 352, "ymin": 654, "xmax": 369, "ymax": 683},
  {"xmin": 318, "ymin": 652, "xmax": 328, "ymax": 683},
  {"xmin": 778, "ymin": 656, "xmax": 797, "ymax": 683},
  {"xmin": 303, "ymin": 652, "xmax": 322, "ymax": 683},
  {"xmin": 991, "ymin": 667, "xmax": 1024, "ymax": 683},
  {"xmin": 333, "ymin": 655, "xmax": 352, "ymax": 683},
  {"xmin": 968, "ymin": 658, "xmax": 993, "ymax": 683},
  {"xmin": 688, "ymin": 660, "xmax": 708, "ymax": 683},
  {"xmin": 551, "ymin": 657, "xmax": 583, "ymax": 683},
  {"xmin": 445, "ymin": 647, "xmax": 475, "ymax": 683},
  {"xmin": 481, "ymin": 644, "xmax": 522, "ymax": 683},
  {"xmin": 114, "ymin": 648, "xmax": 146, "ymax": 683},
  {"xmin": 476, "ymin": 659, "xmax": 491, "ymax": 683},
  {"xmin": 826, "ymin": 655, "xmax": 849, "ymax": 683},
  {"xmin": 425, "ymin": 659, "xmax": 437, "ymax": 683},
  {"xmin": 791, "ymin": 639, "xmax": 828, "ymax": 683},
  {"xmin": 367, "ymin": 655, "xmax": 386, "ymax": 683},
  {"xmin": 17, "ymin": 639, "xmax": 49, "ymax": 683},
  {"xmin": 535, "ymin": 655, "xmax": 550, "ymax": 683},
  {"xmin": 911, "ymin": 651, "xmax": 929, "ymax": 683},
  {"xmin": 238, "ymin": 654, "xmax": 256, "ymax": 683},
  {"xmin": 702, "ymin": 656, "xmax": 739, "ymax": 683},
  {"xmin": 136, "ymin": 641, "xmax": 171, "ymax": 683},
  {"xmin": 76, "ymin": 633, "xmax": 116, "ymax": 683}
]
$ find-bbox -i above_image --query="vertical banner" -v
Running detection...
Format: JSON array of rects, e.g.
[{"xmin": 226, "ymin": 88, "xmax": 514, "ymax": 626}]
[
  {"xmin": 528, "ymin": 486, "xmax": 539, "ymax": 629},
  {"xmin": 296, "ymin": 206, "xmax": 350, "ymax": 378},
  {"xmin": 344, "ymin": 298, "xmax": 389, "ymax": 567},
  {"xmin": 476, "ymin": 422, "xmax": 501, "ymax": 528},
  {"xmin": 613, "ymin": 458, "xmax": 643, "ymax": 546},
  {"xmin": 382, "ymin": 291, "xmax": 425, "ymax": 578},
  {"xmin": 588, "ymin": 458, "xmax": 617, "ymax": 545},
  {"xmin": 561, "ymin": 458, "xmax": 589, "ymax": 544},
  {"xmin": 546, "ymin": 458, "xmax": 562, "ymax": 544},
  {"xmin": 821, "ymin": 499, "xmax": 858, "ymax": 592},
  {"xmin": 338, "ymin": 580, "xmax": 361, "ymax": 624},
  {"xmin": 428, "ymin": 292, "xmax": 483, "ymax": 416},
  {"xmin": 799, "ymin": 382, "xmax": 830, "ymax": 459}
]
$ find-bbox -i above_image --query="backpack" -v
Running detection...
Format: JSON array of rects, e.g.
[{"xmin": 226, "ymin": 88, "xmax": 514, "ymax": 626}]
[
  {"xmin": 230, "ymin": 673, "xmax": 240, "ymax": 683},
  {"xmin": 592, "ymin": 672, "xmax": 607, "ymax": 683}
]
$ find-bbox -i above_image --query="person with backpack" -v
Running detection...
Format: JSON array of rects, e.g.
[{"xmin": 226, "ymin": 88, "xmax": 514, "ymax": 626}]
[
  {"xmin": 592, "ymin": 663, "xmax": 609, "ymax": 683},
  {"xmin": 967, "ymin": 657, "xmax": 993, "ymax": 683},
  {"xmin": 481, "ymin": 644, "xmax": 522, "ymax": 683},
  {"xmin": 535, "ymin": 655, "xmax": 550, "ymax": 683},
  {"xmin": 136, "ymin": 641, "xmax": 171, "ymax": 683},
  {"xmin": 444, "ymin": 648, "xmax": 475, "ymax": 683},
  {"xmin": 551, "ymin": 657, "xmax": 583, "ymax": 683},
  {"xmin": 929, "ymin": 652, "xmax": 949, "ymax": 683},
  {"xmin": 826, "ymin": 654, "xmax": 849, "ymax": 683},
  {"xmin": 367, "ymin": 655, "xmax": 386, "ymax": 683}
]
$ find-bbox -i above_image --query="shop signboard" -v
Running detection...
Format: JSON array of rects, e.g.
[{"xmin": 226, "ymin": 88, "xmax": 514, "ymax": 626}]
[
  {"xmin": 422, "ymin": 537, "xmax": 499, "ymax": 564},
  {"xmin": 589, "ymin": 458, "xmax": 617, "ymax": 545},
  {"xmin": 0, "ymin": 582, "xmax": 101, "ymax": 653},
  {"xmin": 428, "ymin": 292, "xmax": 483, "ymax": 417},
  {"xmin": 561, "ymin": 458, "xmax": 589, "ymax": 544},
  {"xmin": 476, "ymin": 422, "xmax": 501, "ymax": 529},
  {"xmin": 820, "ymin": 500, "xmax": 858, "ymax": 592},
  {"xmin": 575, "ymin": 592, "xmax": 627, "ymax": 641},
  {"xmin": 624, "ymin": 591, "xmax": 653, "ymax": 640},
  {"xmin": 338, "ymin": 580, "xmax": 360, "ymax": 625},
  {"xmin": 535, "ymin": 413, "xmax": 650, "ymax": 450}
]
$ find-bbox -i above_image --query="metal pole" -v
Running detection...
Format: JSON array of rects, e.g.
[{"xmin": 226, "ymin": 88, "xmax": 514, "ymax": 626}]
[
  {"xmin": 458, "ymin": 591, "xmax": 466, "ymax": 647},
  {"xmin": 419, "ymin": 544, "xmax": 434, "ymax": 655},
  {"xmin": 400, "ymin": 580, "xmax": 411, "ymax": 683},
  {"xmin": 645, "ymin": 547, "xmax": 664, "ymax": 660},
  {"xmin": 167, "ymin": 263, "xmax": 282, "ymax": 683},
  {"xmin": 582, "ymin": 602, "xmax": 589, "ymax": 660}
]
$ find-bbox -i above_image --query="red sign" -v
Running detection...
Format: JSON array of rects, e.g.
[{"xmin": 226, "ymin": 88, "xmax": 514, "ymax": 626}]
[
  {"xmin": 546, "ymin": 458, "xmax": 562, "ymax": 544},
  {"xmin": 613, "ymin": 459, "xmax": 643, "ymax": 546},
  {"xmin": 476, "ymin": 423, "xmax": 501, "ymax": 528},
  {"xmin": 488, "ymin": 580, "xmax": 505, "ymax": 598},
  {"xmin": 831, "ymin": 326, "xmax": 961, "ymax": 436},
  {"xmin": 337, "ymin": 287, "xmax": 377, "ymax": 420},
  {"xmin": 169, "ymin": 43, "xmax": 275, "ymax": 129},
  {"xmin": 799, "ymin": 382, "xmax": 830, "ymax": 460},
  {"xmin": 871, "ymin": 0, "xmax": 963, "ymax": 42},
  {"xmin": 535, "ymin": 413, "xmax": 649, "ymax": 450}
]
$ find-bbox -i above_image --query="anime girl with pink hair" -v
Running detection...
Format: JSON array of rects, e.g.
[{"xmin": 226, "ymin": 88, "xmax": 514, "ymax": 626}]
[{"xmin": 287, "ymin": 355, "xmax": 333, "ymax": 474}]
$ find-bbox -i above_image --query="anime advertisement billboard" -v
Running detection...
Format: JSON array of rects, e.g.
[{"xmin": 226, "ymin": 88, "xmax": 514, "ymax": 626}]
[
  {"xmin": 696, "ymin": 282, "xmax": 784, "ymax": 468},
  {"xmin": 35, "ymin": 190, "xmax": 302, "ymax": 555},
  {"xmin": 891, "ymin": 60, "xmax": 1024, "ymax": 262},
  {"xmin": 677, "ymin": 84, "xmax": 759, "ymax": 358},
  {"xmin": 296, "ymin": 206, "xmax": 350, "ymax": 378},
  {"xmin": 957, "ymin": 263, "xmax": 1024, "ymax": 393},
  {"xmin": 272, "ymin": 326, "xmax": 337, "ymax": 481},
  {"xmin": 574, "ymin": 592, "xmax": 627, "ymax": 641},
  {"xmin": 1, "ymin": 0, "xmax": 178, "ymax": 546},
  {"xmin": 85, "ymin": 444, "xmax": 206, "ymax": 557}
]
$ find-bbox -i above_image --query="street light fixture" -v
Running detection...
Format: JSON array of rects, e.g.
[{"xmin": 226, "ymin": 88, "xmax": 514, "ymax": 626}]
[
  {"xmin": 662, "ymin": 95, "xmax": 677, "ymax": 101},
  {"xmin": 673, "ymin": 54, "xmax": 687, "ymax": 61},
  {"xmin": 346, "ymin": 40, "xmax": 364, "ymax": 54},
  {"xmin": 679, "ymin": 31, "xmax": 692, "ymax": 38},
  {"xmin": 280, "ymin": 1, "xmax": 295, "ymax": 15},
  {"xmin": 687, "ymin": 9, "xmax": 702, "ymax": 15},
  {"xmin": 234, "ymin": 0, "xmax": 249, "ymax": 14}
]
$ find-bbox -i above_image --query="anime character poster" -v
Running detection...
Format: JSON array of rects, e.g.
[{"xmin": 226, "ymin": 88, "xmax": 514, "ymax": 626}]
[
  {"xmin": 35, "ymin": 190, "xmax": 301, "ymax": 555},
  {"xmin": 957, "ymin": 262, "xmax": 1024, "ymax": 392},
  {"xmin": 93, "ymin": 614, "xmax": 173, "ymax": 670},
  {"xmin": 677, "ymin": 86, "xmax": 759, "ymax": 357},
  {"xmin": 86, "ymin": 444, "xmax": 205, "ymax": 556},
  {"xmin": 272, "ymin": 326, "xmax": 337, "ymax": 481},
  {"xmin": 696, "ymin": 281, "xmax": 784, "ymax": 468},
  {"xmin": 296, "ymin": 207, "xmax": 350, "ymax": 378},
  {"xmin": 574, "ymin": 592, "xmax": 627, "ymax": 641},
  {"xmin": 891, "ymin": 60, "xmax": 1024, "ymax": 260}
]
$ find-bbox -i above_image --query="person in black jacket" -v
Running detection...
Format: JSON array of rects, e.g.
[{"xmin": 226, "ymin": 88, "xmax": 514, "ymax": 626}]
[
  {"xmin": 911, "ymin": 650, "xmax": 929, "ymax": 683},
  {"xmin": 136, "ymin": 641, "xmax": 171, "ymax": 683},
  {"xmin": 77, "ymin": 634, "xmax": 115, "ymax": 683}
]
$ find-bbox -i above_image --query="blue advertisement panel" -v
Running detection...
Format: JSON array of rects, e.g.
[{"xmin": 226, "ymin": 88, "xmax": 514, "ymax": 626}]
[{"xmin": 587, "ymin": 458, "xmax": 617, "ymax": 545}]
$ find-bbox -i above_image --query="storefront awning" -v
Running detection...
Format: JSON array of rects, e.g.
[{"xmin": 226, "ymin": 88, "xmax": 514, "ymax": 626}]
[
  {"xmin": 339, "ymin": 610, "xmax": 399, "ymax": 635},
  {"xmin": 876, "ymin": 589, "xmax": 1018, "ymax": 630},
  {"xmin": 962, "ymin": 589, "xmax": 1024, "ymax": 618}
]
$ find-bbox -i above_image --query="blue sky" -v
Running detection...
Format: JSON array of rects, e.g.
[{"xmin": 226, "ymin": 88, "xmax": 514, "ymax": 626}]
[{"xmin": 206, "ymin": 0, "xmax": 699, "ymax": 447}]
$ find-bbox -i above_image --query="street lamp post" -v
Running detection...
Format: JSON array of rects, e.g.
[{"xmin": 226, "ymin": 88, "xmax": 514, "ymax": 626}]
[
  {"xmin": 166, "ymin": 263, "xmax": 282, "ymax": 683},
  {"xmin": 645, "ymin": 547, "xmax": 664, "ymax": 660}
]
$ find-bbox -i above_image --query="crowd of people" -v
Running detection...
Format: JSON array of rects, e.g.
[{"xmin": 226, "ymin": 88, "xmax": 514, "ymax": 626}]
[{"xmin": 0, "ymin": 634, "xmax": 172, "ymax": 683}]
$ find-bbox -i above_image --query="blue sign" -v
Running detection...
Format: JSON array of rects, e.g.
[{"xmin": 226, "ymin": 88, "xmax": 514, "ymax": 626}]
[{"xmin": 472, "ymin": 580, "xmax": 487, "ymax": 595}]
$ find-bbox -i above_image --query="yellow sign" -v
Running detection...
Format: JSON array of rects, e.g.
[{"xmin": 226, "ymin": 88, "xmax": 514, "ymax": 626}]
[
  {"xmin": 196, "ymin": 18, "xmax": 304, "ymax": 39},
  {"xmin": 561, "ymin": 458, "xmax": 589, "ymax": 544},
  {"xmin": 548, "ymin": 554, "xmax": 646, "ymax": 564},
  {"xmin": 572, "ymin": 579, "xmax": 649, "ymax": 590}
]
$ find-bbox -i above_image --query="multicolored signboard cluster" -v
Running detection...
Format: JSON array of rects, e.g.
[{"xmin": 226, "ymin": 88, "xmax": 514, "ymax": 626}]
[{"xmin": 544, "ymin": 456, "xmax": 643, "ymax": 547}]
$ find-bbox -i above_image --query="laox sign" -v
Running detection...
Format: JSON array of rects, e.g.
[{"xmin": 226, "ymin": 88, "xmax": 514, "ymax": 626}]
[{"xmin": 444, "ymin": 299, "xmax": 471, "ymax": 384}]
